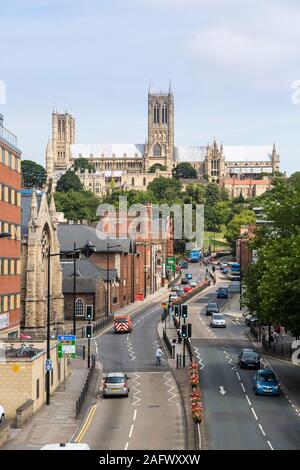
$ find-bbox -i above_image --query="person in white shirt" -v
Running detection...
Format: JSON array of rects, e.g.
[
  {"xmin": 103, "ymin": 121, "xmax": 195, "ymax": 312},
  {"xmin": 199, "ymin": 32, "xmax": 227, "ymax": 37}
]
[{"xmin": 155, "ymin": 347, "xmax": 163, "ymax": 365}]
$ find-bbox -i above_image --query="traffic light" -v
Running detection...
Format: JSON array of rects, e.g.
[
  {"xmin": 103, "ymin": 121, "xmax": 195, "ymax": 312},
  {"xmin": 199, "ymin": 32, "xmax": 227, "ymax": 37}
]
[
  {"xmin": 85, "ymin": 325, "xmax": 93, "ymax": 339},
  {"xmin": 174, "ymin": 305, "xmax": 181, "ymax": 317},
  {"xmin": 212, "ymin": 266, "xmax": 216, "ymax": 272},
  {"xmin": 187, "ymin": 323, "xmax": 192, "ymax": 338},
  {"xmin": 85, "ymin": 305, "xmax": 94, "ymax": 320},
  {"xmin": 181, "ymin": 304, "xmax": 188, "ymax": 318},
  {"xmin": 181, "ymin": 324, "xmax": 188, "ymax": 338}
]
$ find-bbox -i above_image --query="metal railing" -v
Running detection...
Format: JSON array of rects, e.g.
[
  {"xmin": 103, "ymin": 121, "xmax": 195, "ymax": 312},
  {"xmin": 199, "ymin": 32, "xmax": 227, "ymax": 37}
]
[
  {"xmin": 262, "ymin": 340, "xmax": 292, "ymax": 359},
  {"xmin": 185, "ymin": 338, "xmax": 193, "ymax": 362},
  {"xmin": 163, "ymin": 328, "xmax": 172, "ymax": 356},
  {"xmin": 75, "ymin": 355, "xmax": 96, "ymax": 418}
]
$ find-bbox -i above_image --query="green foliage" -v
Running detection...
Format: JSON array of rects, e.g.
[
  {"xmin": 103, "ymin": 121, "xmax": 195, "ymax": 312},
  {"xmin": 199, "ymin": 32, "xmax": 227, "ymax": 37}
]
[
  {"xmin": 102, "ymin": 189, "xmax": 156, "ymax": 208},
  {"xmin": 21, "ymin": 160, "xmax": 47, "ymax": 190},
  {"xmin": 54, "ymin": 190, "xmax": 100, "ymax": 221},
  {"xmin": 147, "ymin": 177, "xmax": 182, "ymax": 204},
  {"xmin": 172, "ymin": 162, "xmax": 198, "ymax": 179},
  {"xmin": 242, "ymin": 178, "xmax": 300, "ymax": 336},
  {"xmin": 148, "ymin": 164, "xmax": 167, "ymax": 173},
  {"xmin": 56, "ymin": 170, "xmax": 83, "ymax": 192},
  {"xmin": 224, "ymin": 209, "xmax": 256, "ymax": 249},
  {"xmin": 74, "ymin": 158, "xmax": 95, "ymax": 173}
]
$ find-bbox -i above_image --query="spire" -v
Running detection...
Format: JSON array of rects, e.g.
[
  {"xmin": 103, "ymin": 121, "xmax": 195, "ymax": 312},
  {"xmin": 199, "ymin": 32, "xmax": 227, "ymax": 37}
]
[
  {"xmin": 29, "ymin": 191, "xmax": 38, "ymax": 229},
  {"xmin": 148, "ymin": 81, "xmax": 152, "ymax": 94},
  {"xmin": 49, "ymin": 193, "xmax": 57, "ymax": 227},
  {"xmin": 168, "ymin": 80, "xmax": 172, "ymax": 94}
]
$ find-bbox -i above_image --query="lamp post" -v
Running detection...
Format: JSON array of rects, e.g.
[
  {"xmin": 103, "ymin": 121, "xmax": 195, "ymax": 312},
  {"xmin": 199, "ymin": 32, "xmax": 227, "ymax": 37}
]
[{"xmin": 105, "ymin": 241, "xmax": 121, "ymax": 317}]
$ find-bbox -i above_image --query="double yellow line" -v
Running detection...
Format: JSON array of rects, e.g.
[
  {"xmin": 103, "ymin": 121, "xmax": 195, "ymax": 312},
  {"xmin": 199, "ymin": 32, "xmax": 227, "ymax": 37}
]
[{"xmin": 75, "ymin": 404, "xmax": 98, "ymax": 443}]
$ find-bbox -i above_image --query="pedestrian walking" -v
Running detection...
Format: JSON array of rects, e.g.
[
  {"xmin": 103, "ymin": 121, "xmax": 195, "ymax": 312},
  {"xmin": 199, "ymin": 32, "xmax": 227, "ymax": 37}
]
[
  {"xmin": 273, "ymin": 331, "xmax": 279, "ymax": 344},
  {"xmin": 155, "ymin": 347, "xmax": 163, "ymax": 366}
]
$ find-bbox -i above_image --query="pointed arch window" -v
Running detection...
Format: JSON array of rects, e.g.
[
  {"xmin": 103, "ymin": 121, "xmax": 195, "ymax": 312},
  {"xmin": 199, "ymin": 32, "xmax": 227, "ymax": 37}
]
[
  {"xmin": 154, "ymin": 105, "xmax": 160, "ymax": 124},
  {"xmin": 153, "ymin": 143, "xmax": 162, "ymax": 157},
  {"xmin": 162, "ymin": 104, "xmax": 168, "ymax": 124}
]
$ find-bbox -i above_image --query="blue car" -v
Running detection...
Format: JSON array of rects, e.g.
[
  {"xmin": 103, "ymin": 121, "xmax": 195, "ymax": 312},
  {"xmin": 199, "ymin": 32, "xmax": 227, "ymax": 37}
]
[
  {"xmin": 185, "ymin": 273, "xmax": 193, "ymax": 280},
  {"xmin": 253, "ymin": 369, "xmax": 280, "ymax": 396}
]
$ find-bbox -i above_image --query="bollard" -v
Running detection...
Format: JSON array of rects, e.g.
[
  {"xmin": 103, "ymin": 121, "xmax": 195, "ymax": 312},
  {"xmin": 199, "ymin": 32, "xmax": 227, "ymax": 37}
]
[
  {"xmin": 172, "ymin": 345, "xmax": 175, "ymax": 359},
  {"xmin": 83, "ymin": 345, "xmax": 86, "ymax": 360}
]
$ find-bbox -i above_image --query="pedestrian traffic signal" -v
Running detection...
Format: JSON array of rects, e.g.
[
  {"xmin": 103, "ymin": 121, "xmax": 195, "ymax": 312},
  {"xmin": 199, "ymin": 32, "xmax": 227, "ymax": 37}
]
[
  {"xmin": 181, "ymin": 304, "xmax": 188, "ymax": 318},
  {"xmin": 85, "ymin": 325, "xmax": 93, "ymax": 339},
  {"xmin": 174, "ymin": 305, "xmax": 181, "ymax": 317},
  {"xmin": 85, "ymin": 305, "xmax": 94, "ymax": 320},
  {"xmin": 181, "ymin": 324, "xmax": 188, "ymax": 338}
]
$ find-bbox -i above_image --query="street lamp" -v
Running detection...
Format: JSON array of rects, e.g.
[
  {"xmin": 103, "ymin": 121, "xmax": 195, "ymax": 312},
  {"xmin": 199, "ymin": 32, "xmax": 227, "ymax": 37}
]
[{"xmin": 105, "ymin": 241, "xmax": 121, "ymax": 317}]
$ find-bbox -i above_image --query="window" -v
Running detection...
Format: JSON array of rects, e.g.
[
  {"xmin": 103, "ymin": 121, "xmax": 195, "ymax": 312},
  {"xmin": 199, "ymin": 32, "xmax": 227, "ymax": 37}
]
[
  {"xmin": 162, "ymin": 104, "xmax": 168, "ymax": 124},
  {"xmin": 153, "ymin": 143, "xmax": 162, "ymax": 157},
  {"xmin": 153, "ymin": 105, "xmax": 160, "ymax": 124},
  {"xmin": 75, "ymin": 298, "xmax": 84, "ymax": 316},
  {"xmin": 112, "ymin": 296, "xmax": 118, "ymax": 304},
  {"xmin": 36, "ymin": 379, "xmax": 40, "ymax": 399},
  {"xmin": 1, "ymin": 149, "xmax": 5, "ymax": 164},
  {"xmin": 143, "ymin": 177, "xmax": 146, "ymax": 186}
]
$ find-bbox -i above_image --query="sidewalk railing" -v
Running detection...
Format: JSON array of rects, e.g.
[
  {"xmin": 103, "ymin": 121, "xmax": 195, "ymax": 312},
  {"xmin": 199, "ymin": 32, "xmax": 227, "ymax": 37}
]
[
  {"xmin": 262, "ymin": 340, "xmax": 292, "ymax": 359},
  {"xmin": 75, "ymin": 355, "xmax": 96, "ymax": 419},
  {"xmin": 163, "ymin": 328, "xmax": 173, "ymax": 357}
]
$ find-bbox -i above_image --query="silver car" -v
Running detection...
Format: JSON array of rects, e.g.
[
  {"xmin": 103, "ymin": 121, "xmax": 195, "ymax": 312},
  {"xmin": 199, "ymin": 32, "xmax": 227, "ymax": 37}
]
[
  {"xmin": 210, "ymin": 313, "xmax": 226, "ymax": 328},
  {"xmin": 103, "ymin": 372, "xmax": 130, "ymax": 397}
]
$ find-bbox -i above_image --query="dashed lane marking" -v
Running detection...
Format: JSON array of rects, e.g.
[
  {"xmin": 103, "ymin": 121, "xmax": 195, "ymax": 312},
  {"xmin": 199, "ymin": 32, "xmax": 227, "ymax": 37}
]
[
  {"xmin": 259, "ymin": 424, "xmax": 266, "ymax": 436},
  {"xmin": 124, "ymin": 442, "xmax": 129, "ymax": 450},
  {"xmin": 240, "ymin": 382, "xmax": 246, "ymax": 393},
  {"xmin": 129, "ymin": 424, "xmax": 134, "ymax": 438},
  {"xmin": 245, "ymin": 394, "xmax": 252, "ymax": 406},
  {"xmin": 267, "ymin": 441, "xmax": 274, "ymax": 450},
  {"xmin": 236, "ymin": 372, "xmax": 241, "ymax": 381},
  {"xmin": 251, "ymin": 408, "xmax": 258, "ymax": 420},
  {"xmin": 133, "ymin": 409, "xmax": 137, "ymax": 421}
]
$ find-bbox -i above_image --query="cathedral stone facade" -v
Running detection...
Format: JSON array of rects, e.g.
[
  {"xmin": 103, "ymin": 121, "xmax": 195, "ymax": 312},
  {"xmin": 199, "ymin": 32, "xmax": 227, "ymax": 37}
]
[
  {"xmin": 45, "ymin": 89, "xmax": 280, "ymax": 195},
  {"xmin": 21, "ymin": 190, "xmax": 64, "ymax": 333}
]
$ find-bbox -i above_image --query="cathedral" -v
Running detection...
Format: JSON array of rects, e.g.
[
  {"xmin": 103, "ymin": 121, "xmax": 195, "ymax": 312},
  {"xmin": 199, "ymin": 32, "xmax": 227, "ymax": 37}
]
[{"xmin": 45, "ymin": 89, "xmax": 280, "ymax": 196}]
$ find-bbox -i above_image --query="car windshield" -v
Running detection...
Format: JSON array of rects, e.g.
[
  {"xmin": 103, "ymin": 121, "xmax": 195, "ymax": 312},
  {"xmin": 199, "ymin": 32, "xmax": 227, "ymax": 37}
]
[
  {"xmin": 106, "ymin": 376, "xmax": 125, "ymax": 384},
  {"xmin": 213, "ymin": 315, "xmax": 224, "ymax": 320},
  {"xmin": 208, "ymin": 303, "xmax": 218, "ymax": 308},
  {"xmin": 257, "ymin": 372, "xmax": 276, "ymax": 382}
]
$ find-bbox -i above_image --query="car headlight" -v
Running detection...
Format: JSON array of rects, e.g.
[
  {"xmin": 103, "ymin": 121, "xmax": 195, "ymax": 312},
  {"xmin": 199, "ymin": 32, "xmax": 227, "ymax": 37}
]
[{"xmin": 256, "ymin": 384, "xmax": 263, "ymax": 389}]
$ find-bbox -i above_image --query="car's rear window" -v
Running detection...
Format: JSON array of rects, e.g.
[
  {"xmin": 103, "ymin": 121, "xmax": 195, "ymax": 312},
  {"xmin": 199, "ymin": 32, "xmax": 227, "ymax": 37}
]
[
  {"xmin": 115, "ymin": 319, "xmax": 128, "ymax": 324},
  {"xmin": 106, "ymin": 376, "xmax": 125, "ymax": 383},
  {"xmin": 208, "ymin": 303, "xmax": 218, "ymax": 308}
]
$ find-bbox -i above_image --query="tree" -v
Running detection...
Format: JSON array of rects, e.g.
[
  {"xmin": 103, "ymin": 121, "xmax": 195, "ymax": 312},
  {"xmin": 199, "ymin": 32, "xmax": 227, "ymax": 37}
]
[
  {"xmin": 56, "ymin": 170, "xmax": 83, "ymax": 192},
  {"xmin": 73, "ymin": 158, "xmax": 95, "ymax": 173},
  {"xmin": 172, "ymin": 162, "xmax": 197, "ymax": 180},
  {"xmin": 224, "ymin": 209, "xmax": 256, "ymax": 249},
  {"xmin": 148, "ymin": 164, "xmax": 167, "ymax": 173},
  {"xmin": 54, "ymin": 190, "xmax": 101, "ymax": 221},
  {"xmin": 147, "ymin": 177, "xmax": 182, "ymax": 204},
  {"xmin": 21, "ymin": 160, "xmax": 47, "ymax": 190}
]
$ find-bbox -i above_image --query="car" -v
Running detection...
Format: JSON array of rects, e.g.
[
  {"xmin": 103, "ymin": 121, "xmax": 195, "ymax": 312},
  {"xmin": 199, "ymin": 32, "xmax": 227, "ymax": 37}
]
[
  {"xmin": 210, "ymin": 313, "xmax": 226, "ymax": 328},
  {"xmin": 40, "ymin": 443, "xmax": 90, "ymax": 450},
  {"xmin": 103, "ymin": 372, "xmax": 130, "ymax": 397},
  {"xmin": 0, "ymin": 404, "xmax": 5, "ymax": 423},
  {"xmin": 216, "ymin": 287, "xmax": 229, "ymax": 299},
  {"xmin": 183, "ymin": 286, "xmax": 192, "ymax": 293},
  {"xmin": 185, "ymin": 273, "xmax": 193, "ymax": 280},
  {"xmin": 223, "ymin": 268, "xmax": 228, "ymax": 275},
  {"xmin": 205, "ymin": 302, "xmax": 220, "ymax": 316},
  {"xmin": 238, "ymin": 349, "xmax": 261, "ymax": 369},
  {"xmin": 176, "ymin": 290, "xmax": 185, "ymax": 297},
  {"xmin": 171, "ymin": 285, "xmax": 180, "ymax": 292},
  {"xmin": 243, "ymin": 314, "xmax": 253, "ymax": 325},
  {"xmin": 20, "ymin": 332, "xmax": 32, "ymax": 340},
  {"xmin": 181, "ymin": 278, "xmax": 189, "ymax": 285},
  {"xmin": 169, "ymin": 292, "xmax": 178, "ymax": 301},
  {"xmin": 190, "ymin": 281, "xmax": 197, "ymax": 288},
  {"xmin": 175, "ymin": 265, "xmax": 181, "ymax": 272},
  {"xmin": 220, "ymin": 263, "xmax": 228, "ymax": 271},
  {"xmin": 253, "ymin": 369, "xmax": 280, "ymax": 396},
  {"xmin": 179, "ymin": 261, "xmax": 188, "ymax": 269}
]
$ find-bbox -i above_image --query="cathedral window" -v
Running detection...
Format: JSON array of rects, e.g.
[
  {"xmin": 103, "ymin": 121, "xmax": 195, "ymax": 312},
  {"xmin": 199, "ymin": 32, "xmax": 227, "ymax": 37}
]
[
  {"xmin": 162, "ymin": 105, "xmax": 168, "ymax": 124},
  {"xmin": 154, "ymin": 105, "xmax": 160, "ymax": 124},
  {"xmin": 153, "ymin": 143, "xmax": 162, "ymax": 157},
  {"xmin": 75, "ymin": 298, "xmax": 84, "ymax": 316}
]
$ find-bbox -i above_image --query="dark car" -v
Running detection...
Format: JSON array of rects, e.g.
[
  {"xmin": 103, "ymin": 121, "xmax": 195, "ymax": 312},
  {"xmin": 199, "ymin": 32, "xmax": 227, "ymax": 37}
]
[
  {"xmin": 217, "ymin": 287, "xmax": 229, "ymax": 299},
  {"xmin": 205, "ymin": 302, "xmax": 220, "ymax": 316},
  {"xmin": 181, "ymin": 278, "xmax": 189, "ymax": 285},
  {"xmin": 253, "ymin": 369, "xmax": 280, "ymax": 396},
  {"xmin": 238, "ymin": 349, "xmax": 261, "ymax": 369}
]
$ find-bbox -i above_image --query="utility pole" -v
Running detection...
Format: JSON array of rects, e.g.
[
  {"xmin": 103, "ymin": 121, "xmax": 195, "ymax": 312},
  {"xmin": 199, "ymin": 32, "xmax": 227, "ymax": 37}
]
[
  {"xmin": 73, "ymin": 242, "xmax": 77, "ymax": 335},
  {"xmin": 46, "ymin": 246, "xmax": 51, "ymax": 406}
]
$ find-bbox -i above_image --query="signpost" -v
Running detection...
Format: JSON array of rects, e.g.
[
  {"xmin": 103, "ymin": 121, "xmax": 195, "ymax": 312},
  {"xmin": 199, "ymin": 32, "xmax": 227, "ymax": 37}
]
[
  {"xmin": 45, "ymin": 359, "xmax": 53, "ymax": 372},
  {"xmin": 166, "ymin": 257, "xmax": 176, "ymax": 275},
  {"xmin": 58, "ymin": 335, "xmax": 76, "ymax": 359}
]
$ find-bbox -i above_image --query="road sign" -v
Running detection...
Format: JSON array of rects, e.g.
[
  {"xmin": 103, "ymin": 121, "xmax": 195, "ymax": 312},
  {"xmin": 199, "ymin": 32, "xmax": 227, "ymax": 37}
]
[
  {"xmin": 45, "ymin": 359, "xmax": 53, "ymax": 371},
  {"xmin": 58, "ymin": 335, "xmax": 76, "ymax": 359},
  {"xmin": 166, "ymin": 257, "xmax": 176, "ymax": 273}
]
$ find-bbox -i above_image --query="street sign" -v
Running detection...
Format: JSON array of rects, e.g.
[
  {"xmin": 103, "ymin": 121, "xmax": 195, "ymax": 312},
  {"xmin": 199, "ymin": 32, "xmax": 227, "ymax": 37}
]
[
  {"xmin": 166, "ymin": 257, "xmax": 176, "ymax": 273},
  {"xmin": 45, "ymin": 359, "xmax": 53, "ymax": 371},
  {"xmin": 85, "ymin": 305, "xmax": 94, "ymax": 320},
  {"xmin": 57, "ymin": 335, "xmax": 76, "ymax": 359}
]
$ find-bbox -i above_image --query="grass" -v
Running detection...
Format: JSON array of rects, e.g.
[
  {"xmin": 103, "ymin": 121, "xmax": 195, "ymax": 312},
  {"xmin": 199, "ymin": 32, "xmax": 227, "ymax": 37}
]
[{"xmin": 204, "ymin": 228, "xmax": 230, "ymax": 252}]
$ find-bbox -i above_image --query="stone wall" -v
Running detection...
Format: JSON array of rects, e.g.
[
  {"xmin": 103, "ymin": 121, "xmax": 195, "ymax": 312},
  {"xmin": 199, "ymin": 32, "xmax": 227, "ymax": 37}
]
[
  {"xmin": 0, "ymin": 419, "xmax": 10, "ymax": 447},
  {"xmin": 16, "ymin": 399, "xmax": 34, "ymax": 428}
]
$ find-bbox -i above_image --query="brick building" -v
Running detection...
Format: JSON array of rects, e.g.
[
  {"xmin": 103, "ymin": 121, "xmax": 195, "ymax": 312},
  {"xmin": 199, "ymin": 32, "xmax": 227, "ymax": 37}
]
[{"xmin": 0, "ymin": 114, "xmax": 22, "ymax": 338}]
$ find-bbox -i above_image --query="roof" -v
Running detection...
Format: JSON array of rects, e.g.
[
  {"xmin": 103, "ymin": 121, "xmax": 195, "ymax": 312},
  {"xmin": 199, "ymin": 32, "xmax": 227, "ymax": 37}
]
[
  {"xmin": 223, "ymin": 146, "xmax": 273, "ymax": 163},
  {"xmin": 174, "ymin": 146, "xmax": 206, "ymax": 162},
  {"xmin": 57, "ymin": 224, "xmax": 132, "ymax": 253},
  {"xmin": 70, "ymin": 144, "xmax": 145, "ymax": 159},
  {"xmin": 21, "ymin": 191, "xmax": 43, "ymax": 236},
  {"xmin": 62, "ymin": 259, "xmax": 118, "ymax": 293}
]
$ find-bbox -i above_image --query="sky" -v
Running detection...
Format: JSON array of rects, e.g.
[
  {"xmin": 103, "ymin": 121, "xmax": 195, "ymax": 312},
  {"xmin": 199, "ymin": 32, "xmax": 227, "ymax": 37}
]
[{"xmin": 0, "ymin": 0, "xmax": 300, "ymax": 174}]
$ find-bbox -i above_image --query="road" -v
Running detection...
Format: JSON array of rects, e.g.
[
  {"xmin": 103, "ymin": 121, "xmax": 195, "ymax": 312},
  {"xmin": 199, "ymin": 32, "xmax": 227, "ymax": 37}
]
[
  {"xmin": 187, "ymin": 264, "xmax": 300, "ymax": 450},
  {"xmin": 76, "ymin": 298, "xmax": 185, "ymax": 450}
]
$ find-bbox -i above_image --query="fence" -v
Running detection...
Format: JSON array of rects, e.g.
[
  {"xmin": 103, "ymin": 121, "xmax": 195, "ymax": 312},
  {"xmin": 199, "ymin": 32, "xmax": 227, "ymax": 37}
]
[
  {"xmin": 163, "ymin": 328, "xmax": 173, "ymax": 357},
  {"xmin": 65, "ymin": 316, "xmax": 114, "ymax": 339},
  {"xmin": 75, "ymin": 355, "xmax": 96, "ymax": 418},
  {"xmin": 262, "ymin": 340, "xmax": 292, "ymax": 360}
]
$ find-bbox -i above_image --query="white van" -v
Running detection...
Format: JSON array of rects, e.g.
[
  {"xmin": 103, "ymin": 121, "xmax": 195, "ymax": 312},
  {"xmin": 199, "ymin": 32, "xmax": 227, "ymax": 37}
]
[{"xmin": 40, "ymin": 442, "xmax": 90, "ymax": 450}]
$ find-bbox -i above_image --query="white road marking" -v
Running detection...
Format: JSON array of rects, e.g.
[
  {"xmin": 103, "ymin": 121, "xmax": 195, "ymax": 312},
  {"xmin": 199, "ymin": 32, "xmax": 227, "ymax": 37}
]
[
  {"xmin": 236, "ymin": 372, "xmax": 241, "ymax": 381},
  {"xmin": 240, "ymin": 382, "xmax": 246, "ymax": 393},
  {"xmin": 245, "ymin": 394, "xmax": 252, "ymax": 406},
  {"xmin": 129, "ymin": 424, "xmax": 134, "ymax": 438},
  {"xmin": 163, "ymin": 371, "xmax": 180, "ymax": 405},
  {"xmin": 267, "ymin": 440, "xmax": 274, "ymax": 450},
  {"xmin": 124, "ymin": 442, "xmax": 129, "ymax": 450},
  {"xmin": 133, "ymin": 409, "xmax": 137, "ymax": 421},
  {"xmin": 132, "ymin": 373, "xmax": 141, "ymax": 406},
  {"xmin": 251, "ymin": 408, "xmax": 258, "ymax": 420},
  {"xmin": 219, "ymin": 386, "xmax": 226, "ymax": 395},
  {"xmin": 259, "ymin": 424, "xmax": 266, "ymax": 436}
]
